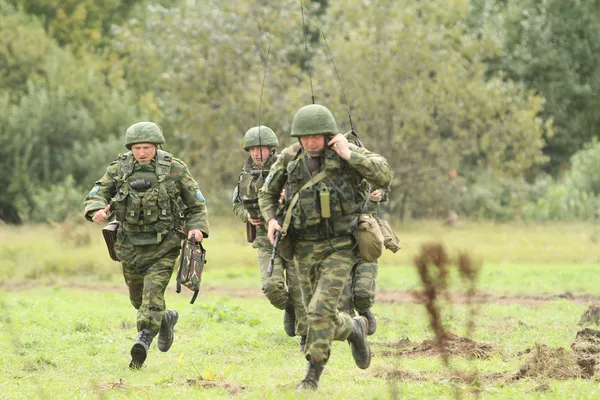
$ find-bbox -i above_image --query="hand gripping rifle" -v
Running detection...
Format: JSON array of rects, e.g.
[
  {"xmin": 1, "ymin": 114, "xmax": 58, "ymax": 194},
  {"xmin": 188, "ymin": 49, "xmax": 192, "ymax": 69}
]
[{"xmin": 267, "ymin": 229, "xmax": 281, "ymax": 277}]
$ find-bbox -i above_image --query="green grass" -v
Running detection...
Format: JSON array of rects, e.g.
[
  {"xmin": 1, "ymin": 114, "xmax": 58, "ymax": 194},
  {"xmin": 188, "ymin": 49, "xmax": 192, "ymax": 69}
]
[{"xmin": 2, "ymin": 218, "xmax": 600, "ymax": 399}]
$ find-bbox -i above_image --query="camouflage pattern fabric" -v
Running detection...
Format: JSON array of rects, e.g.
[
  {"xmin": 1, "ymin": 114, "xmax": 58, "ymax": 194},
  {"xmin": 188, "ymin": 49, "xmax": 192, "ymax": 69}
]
[
  {"xmin": 84, "ymin": 152, "xmax": 209, "ymax": 237},
  {"xmin": 83, "ymin": 149, "xmax": 209, "ymax": 342},
  {"xmin": 294, "ymin": 236, "xmax": 355, "ymax": 364},
  {"xmin": 259, "ymin": 140, "xmax": 392, "ymax": 365},
  {"xmin": 349, "ymin": 261, "xmax": 378, "ymax": 314},
  {"xmin": 257, "ymin": 247, "xmax": 307, "ymax": 335},
  {"xmin": 338, "ymin": 187, "xmax": 390, "ymax": 317},
  {"xmin": 233, "ymin": 155, "xmax": 307, "ymax": 335},
  {"xmin": 115, "ymin": 231, "xmax": 181, "ymax": 335}
]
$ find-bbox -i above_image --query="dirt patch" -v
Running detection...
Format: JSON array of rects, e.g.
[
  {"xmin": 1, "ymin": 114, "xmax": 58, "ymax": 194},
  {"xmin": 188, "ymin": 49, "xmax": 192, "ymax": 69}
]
[
  {"xmin": 98, "ymin": 379, "xmax": 151, "ymax": 392},
  {"xmin": 372, "ymin": 367, "xmax": 511, "ymax": 383},
  {"xmin": 376, "ymin": 333, "xmax": 497, "ymax": 360},
  {"xmin": 182, "ymin": 377, "xmax": 246, "ymax": 395},
  {"xmin": 165, "ymin": 377, "xmax": 246, "ymax": 395},
  {"xmin": 515, "ymin": 344, "xmax": 592, "ymax": 380},
  {"xmin": 578, "ymin": 305, "xmax": 600, "ymax": 326},
  {"xmin": 570, "ymin": 328, "xmax": 600, "ymax": 377},
  {"xmin": 98, "ymin": 377, "xmax": 245, "ymax": 395},
  {"xmin": 4, "ymin": 280, "xmax": 600, "ymax": 307},
  {"xmin": 377, "ymin": 290, "xmax": 600, "ymax": 306},
  {"xmin": 371, "ymin": 366, "xmax": 428, "ymax": 381}
]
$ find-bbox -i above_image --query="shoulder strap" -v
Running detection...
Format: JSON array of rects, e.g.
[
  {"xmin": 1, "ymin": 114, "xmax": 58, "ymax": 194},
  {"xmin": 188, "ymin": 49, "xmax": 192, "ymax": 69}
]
[
  {"xmin": 280, "ymin": 170, "xmax": 328, "ymax": 237},
  {"xmin": 156, "ymin": 150, "xmax": 173, "ymax": 182},
  {"xmin": 118, "ymin": 152, "xmax": 134, "ymax": 180}
]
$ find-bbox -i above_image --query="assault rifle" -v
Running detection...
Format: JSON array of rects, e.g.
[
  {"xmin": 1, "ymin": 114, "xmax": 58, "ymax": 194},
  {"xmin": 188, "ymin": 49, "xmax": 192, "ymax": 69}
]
[
  {"xmin": 267, "ymin": 230, "xmax": 281, "ymax": 277},
  {"xmin": 242, "ymin": 197, "xmax": 260, "ymax": 243}
]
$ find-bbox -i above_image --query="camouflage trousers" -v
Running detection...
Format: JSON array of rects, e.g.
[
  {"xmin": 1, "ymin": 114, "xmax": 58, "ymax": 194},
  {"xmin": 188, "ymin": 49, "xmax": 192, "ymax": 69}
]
[
  {"xmin": 114, "ymin": 230, "xmax": 181, "ymax": 337},
  {"xmin": 257, "ymin": 246, "xmax": 307, "ymax": 336},
  {"xmin": 294, "ymin": 235, "xmax": 356, "ymax": 365},
  {"xmin": 338, "ymin": 260, "xmax": 378, "ymax": 315}
]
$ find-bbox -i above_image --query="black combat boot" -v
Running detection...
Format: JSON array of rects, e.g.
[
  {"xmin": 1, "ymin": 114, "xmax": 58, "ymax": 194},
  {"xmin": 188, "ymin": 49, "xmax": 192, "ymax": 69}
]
[
  {"xmin": 158, "ymin": 309, "xmax": 179, "ymax": 352},
  {"xmin": 129, "ymin": 329, "xmax": 153, "ymax": 369},
  {"xmin": 296, "ymin": 361, "xmax": 324, "ymax": 391},
  {"xmin": 283, "ymin": 303, "xmax": 296, "ymax": 337},
  {"xmin": 299, "ymin": 334, "xmax": 307, "ymax": 353},
  {"xmin": 359, "ymin": 309, "xmax": 377, "ymax": 335},
  {"xmin": 347, "ymin": 316, "xmax": 371, "ymax": 369}
]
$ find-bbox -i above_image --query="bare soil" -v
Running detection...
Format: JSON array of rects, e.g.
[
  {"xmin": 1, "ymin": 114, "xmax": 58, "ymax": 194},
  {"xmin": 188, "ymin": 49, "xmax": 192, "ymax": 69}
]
[
  {"xmin": 375, "ymin": 332, "xmax": 497, "ymax": 360},
  {"xmin": 3, "ymin": 281, "xmax": 599, "ymax": 306}
]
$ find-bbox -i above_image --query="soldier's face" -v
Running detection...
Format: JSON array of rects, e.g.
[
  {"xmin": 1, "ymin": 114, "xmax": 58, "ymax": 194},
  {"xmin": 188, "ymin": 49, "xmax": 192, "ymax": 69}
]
[
  {"xmin": 248, "ymin": 146, "xmax": 272, "ymax": 166},
  {"xmin": 131, "ymin": 143, "xmax": 157, "ymax": 163},
  {"xmin": 300, "ymin": 135, "xmax": 326, "ymax": 154}
]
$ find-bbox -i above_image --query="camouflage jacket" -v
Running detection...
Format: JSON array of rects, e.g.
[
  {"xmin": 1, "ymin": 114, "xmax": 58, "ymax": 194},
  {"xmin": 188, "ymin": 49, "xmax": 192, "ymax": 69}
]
[
  {"xmin": 258, "ymin": 142, "xmax": 392, "ymax": 239},
  {"xmin": 232, "ymin": 154, "xmax": 276, "ymax": 249},
  {"xmin": 83, "ymin": 150, "xmax": 209, "ymax": 244}
]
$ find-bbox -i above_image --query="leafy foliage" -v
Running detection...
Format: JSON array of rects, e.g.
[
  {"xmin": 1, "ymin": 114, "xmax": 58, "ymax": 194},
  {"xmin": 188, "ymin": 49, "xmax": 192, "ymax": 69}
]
[
  {"xmin": 480, "ymin": 0, "xmax": 600, "ymax": 171},
  {"xmin": 2, "ymin": 0, "xmax": 598, "ymax": 222}
]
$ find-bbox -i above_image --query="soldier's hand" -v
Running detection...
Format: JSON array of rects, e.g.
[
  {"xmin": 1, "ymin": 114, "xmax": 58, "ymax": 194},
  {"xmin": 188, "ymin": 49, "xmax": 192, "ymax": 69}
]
[
  {"xmin": 92, "ymin": 204, "xmax": 110, "ymax": 224},
  {"xmin": 278, "ymin": 188, "xmax": 286, "ymax": 204},
  {"xmin": 369, "ymin": 190, "xmax": 382, "ymax": 202},
  {"xmin": 188, "ymin": 229, "xmax": 204, "ymax": 242},
  {"xmin": 248, "ymin": 214, "xmax": 262, "ymax": 226},
  {"xmin": 328, "ymin": 134, "xmax": 351, "ymax": 160},
  {"xmin": 267, "ymin": 218, "xmax": 282, "ymax": 245}
]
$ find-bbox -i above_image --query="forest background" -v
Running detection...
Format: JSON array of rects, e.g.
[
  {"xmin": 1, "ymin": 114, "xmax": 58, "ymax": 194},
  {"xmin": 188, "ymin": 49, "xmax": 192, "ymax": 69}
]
[{"xmin": 1, "ymin": 0, "xmax": 600, "ymax": 225}]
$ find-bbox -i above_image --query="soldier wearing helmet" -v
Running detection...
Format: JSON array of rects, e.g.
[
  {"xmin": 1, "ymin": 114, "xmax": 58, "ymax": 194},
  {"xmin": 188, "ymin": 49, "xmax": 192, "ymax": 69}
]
[
  {"xmin": 232, "ymin": 126, "xmax": 307, "ymax": 343},
  {"xmin": 258, "ymin": 105, "xmax": 393, "ymax": 390},
  {"xmin": 83, "ymin": 121, "xmax": 209, "ymax": 369}
]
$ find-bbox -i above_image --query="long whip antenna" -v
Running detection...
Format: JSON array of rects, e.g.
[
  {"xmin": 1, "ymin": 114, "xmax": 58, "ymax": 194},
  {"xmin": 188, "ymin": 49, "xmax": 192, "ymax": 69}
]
[
  {"xmin": 308, "ymin": 18, "xmax": 355, "ymax": 134},
  {"xmin": 257, "ymin": 39, "xmax": 271, "ymax": 175},
  {"xmin": 300, "ymin": 0, "xmax": 315, "ymax": 104}
]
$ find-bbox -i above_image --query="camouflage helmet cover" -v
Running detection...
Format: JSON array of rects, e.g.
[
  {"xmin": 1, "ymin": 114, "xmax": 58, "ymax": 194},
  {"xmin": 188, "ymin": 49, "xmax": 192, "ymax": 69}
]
[
  {"xmin": 243, "ymin": 125, "xmax": 278, "ymax": 151},
  {"xmin": 290, "ymin": 104, "xmax": 338, "ymax": 137},
  {"xmin": 125, "ymin": 122, "xmax": 165, "ymax": 149}
]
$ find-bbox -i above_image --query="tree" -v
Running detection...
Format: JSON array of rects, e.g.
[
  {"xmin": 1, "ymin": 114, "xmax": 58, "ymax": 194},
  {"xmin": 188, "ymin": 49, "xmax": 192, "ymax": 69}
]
[
  {"xmin": 478, "ymin": 0, "xmax": 600, "ymax": 172},
  {"xmin": 0, "ymin": 2, "xmax": 143, "ymax": 222},
  {"xmin": 314, "ymin": 0, "xmax": 550, "ymax": 219}
]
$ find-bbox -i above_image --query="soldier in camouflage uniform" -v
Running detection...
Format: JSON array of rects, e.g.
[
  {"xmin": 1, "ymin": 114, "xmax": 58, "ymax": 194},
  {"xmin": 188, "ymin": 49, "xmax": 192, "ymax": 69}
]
[
  {"xmin": 231, "ymin": 126, "xmax": 306, "ymax": 341},
  {"xmin": 338, "ymin": 186, "xmax": 390, "ymax": 335},
  {"xmin": 83, "ymin": 122, "xmax": 209, "ymax": 369},
  {"xmin": 258, "ymin": 105, "xmax": 393, "ymax": 390}
]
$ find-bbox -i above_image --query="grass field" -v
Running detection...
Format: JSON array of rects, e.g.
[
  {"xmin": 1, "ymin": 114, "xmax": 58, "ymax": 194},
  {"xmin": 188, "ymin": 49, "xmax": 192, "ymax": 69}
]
[{"xmin": 2, "ymin": 217, "xmax": 600, "ymax": 399}]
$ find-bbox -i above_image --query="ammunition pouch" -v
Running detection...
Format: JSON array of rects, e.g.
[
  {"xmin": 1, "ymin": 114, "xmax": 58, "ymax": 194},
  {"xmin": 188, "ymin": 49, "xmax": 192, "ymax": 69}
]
[
  {"xmin": 129, "ymin": 179, "xmax": 152, "ymax": 192},
  {"xmin": 102, "ymin": 221, "xmax": 121, "ymax": 261},
  {"xmin": 246, "ymin": 222, "xmax": 257, "ymax": 243},
  {"xmin": 356, "ymin": 213, "xmax": 384, "ymax": 262},
  {"xmin": 376, "ymin": 216, "xmax": 401, "ymax": 253}
]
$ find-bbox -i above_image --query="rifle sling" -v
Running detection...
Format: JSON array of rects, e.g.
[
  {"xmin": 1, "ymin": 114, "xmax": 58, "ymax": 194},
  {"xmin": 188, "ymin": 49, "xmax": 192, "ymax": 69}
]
[{"xmin": 281, "ymin": 170, "xmax": 327, "ymax": 237}]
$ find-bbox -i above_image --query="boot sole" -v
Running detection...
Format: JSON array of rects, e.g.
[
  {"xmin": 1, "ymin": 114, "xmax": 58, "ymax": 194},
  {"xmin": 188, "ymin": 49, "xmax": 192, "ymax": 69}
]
[
  {"xmin": 158, "ymin": 312, "xmax": 179, "ymax": 352},
  {"xmin": 130, "ymin": 343, "xmax": 147, "ymax": 369}
]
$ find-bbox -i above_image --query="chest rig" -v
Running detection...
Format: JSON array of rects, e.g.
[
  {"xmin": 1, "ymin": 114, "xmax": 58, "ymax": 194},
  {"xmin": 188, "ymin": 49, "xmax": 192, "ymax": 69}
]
[
  {"xmin": 236, "ymin": 155, "xmax": 275, "ymax": 219},
  {"xmin": 111, "ymin": 149, "xmax": 181, "ymax": 245},
  {"xmin": 283, "ymin": 148, "xmax": 366, "ymax": 239}
]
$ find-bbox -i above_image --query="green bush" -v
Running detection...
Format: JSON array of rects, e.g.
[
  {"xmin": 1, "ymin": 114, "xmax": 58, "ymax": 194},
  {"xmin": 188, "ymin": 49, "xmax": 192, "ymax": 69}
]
[
  {"xmin": 29, "ymin": 175, "xmax": 83, "ymax": 223},
  {"xmin": 568, "ymin": 139, "xmax": 600, "ymax": 195}
]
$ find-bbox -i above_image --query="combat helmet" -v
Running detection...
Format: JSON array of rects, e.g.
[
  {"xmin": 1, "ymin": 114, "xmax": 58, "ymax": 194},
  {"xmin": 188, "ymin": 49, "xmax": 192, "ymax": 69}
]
[
  {"xmin": 291, "ymin": 104, "xmax": 338, "ymax": 137},
  {"xmin": 243, "ymin": 126, "xmax": 279, "ymax": 151},
  {"xmin": 125, "ymin": 122, "xmax": 165, "ymax": 149}
]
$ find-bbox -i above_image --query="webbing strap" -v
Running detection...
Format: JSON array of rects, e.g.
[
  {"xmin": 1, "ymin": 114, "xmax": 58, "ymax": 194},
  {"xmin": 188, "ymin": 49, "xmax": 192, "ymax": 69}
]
[{"xmin": 280, "ymin": 170, "xmax": 327, "ymax": 236}]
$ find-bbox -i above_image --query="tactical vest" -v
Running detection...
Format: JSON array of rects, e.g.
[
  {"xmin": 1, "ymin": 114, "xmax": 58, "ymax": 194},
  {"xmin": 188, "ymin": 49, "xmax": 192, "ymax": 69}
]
[
  {"xmin": 236, "ymin": 156, "xmax": 274, "ymax": 204},
  {"xmin": 283, "ymin": 148, "xmax": 366, "ymax": 239},
  {"xmin": 111, "ymin": 149, "xmax": 182, "ymax": 245}
]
